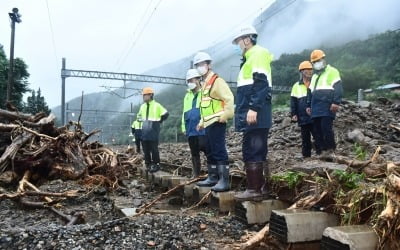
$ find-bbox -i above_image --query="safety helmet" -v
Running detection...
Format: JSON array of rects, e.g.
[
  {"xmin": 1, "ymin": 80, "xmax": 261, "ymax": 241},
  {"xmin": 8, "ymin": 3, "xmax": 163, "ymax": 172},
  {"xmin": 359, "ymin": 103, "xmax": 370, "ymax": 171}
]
[
  {"xmin": 193, "ymin": 52, "xmax": 212, "ymax": 65},
  {"xmin": 186, "ymin": 69, "xmax": 201, "ymax": 81},
  {"xmin": 142, "ymin": 87, "xmax": 154, "ymax": 95},
  {"xmin": 298, "ymin": 61, "xmax": 313, "ymax": 71},
  {"xmin": 310, "ymin": 49, "xmax": 325, "ymax": 63},
  {"xmin": 232, "ymin": 25, "xmax": 258, "ymax": 44}
]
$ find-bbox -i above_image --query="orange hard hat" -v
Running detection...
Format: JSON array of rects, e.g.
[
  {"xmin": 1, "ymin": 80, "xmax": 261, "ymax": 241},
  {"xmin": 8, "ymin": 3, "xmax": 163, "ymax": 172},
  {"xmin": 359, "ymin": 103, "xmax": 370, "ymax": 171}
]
[
  {"xmin": 310, "ymin": 49, "xmax": 325, "ymax": 63},
  {"xmin": 142, "ymin": 87, "xmax": 154, "ymax": 95},
  {"xmin": 298, "ymin": 61, "xmax": 313, "ymax": 71}
]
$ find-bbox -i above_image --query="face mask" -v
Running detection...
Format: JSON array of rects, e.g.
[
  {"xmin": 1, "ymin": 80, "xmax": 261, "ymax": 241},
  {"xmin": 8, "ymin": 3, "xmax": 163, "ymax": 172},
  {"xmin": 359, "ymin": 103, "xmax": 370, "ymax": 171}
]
[
  {"xmin": 313, "ymin": 61, "xmax": 324, "ymax": 70},
  {"xmin": 196, "ymin": 65, "xmax": 208, "ymax": 76},
  {"xmin": 187, "ymin": 82, "xmax": 196, "ymax": 90},
  {"xmin": 233, "ymin": 44, "xmax": 242, "ymax": 56}
]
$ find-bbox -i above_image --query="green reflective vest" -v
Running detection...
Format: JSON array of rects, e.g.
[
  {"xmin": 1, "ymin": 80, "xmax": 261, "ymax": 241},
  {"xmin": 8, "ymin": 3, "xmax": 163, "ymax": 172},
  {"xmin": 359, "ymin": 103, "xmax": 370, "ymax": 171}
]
[
  {"xmin": 237, "ymin": 45, "xmax": 273, "ymax": 87},
  {"xmin": 291, "ymin": 82, "xmax": 308, "ymax": 98},
  {"xmin": 138, "ymin": 100, "xmax": 167, "ymax": 121},
  {"xmin": 181, "ymin": 90, "xmax": 201, "ymax": 133},
  {"xmin": 200, "ymin": 74, "xmax": 224, "ymax": 122},
  {"xmin": 309, "ymin": 65, "xmax": 341, "ymax": 92},
  {"xmin": 131, "ymin": 120, "xmax": 142, "ymax": 129}
]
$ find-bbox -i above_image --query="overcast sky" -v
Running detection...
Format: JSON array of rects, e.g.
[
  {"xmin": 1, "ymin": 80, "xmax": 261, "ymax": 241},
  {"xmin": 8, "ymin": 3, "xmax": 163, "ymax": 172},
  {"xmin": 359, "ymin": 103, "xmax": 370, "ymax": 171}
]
[{"xmin": 0, "ymin": 0, "xmax": 274, "ymax": 108}]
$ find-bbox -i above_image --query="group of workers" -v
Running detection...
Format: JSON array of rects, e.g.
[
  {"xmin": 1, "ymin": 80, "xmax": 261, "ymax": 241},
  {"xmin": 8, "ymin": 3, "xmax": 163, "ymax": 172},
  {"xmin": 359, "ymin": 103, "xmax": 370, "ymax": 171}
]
[{"xmin": 131, "ymin": 25, "xmax": 343, "ymax": 201}]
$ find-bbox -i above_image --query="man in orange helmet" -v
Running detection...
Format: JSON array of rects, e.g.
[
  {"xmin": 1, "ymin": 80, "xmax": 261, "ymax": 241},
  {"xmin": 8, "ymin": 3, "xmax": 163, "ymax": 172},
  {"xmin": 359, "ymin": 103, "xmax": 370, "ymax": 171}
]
[
  {"xmin": 309, "ymin": 50, "xmax": 343, "ymax": 156},
  {"xmin": 291, "ymin": 61, "xmax": 320, "ymax": 158},
  {"xmin": 137, "ymin": 87, "xmax": 169, "ymax": 173}
]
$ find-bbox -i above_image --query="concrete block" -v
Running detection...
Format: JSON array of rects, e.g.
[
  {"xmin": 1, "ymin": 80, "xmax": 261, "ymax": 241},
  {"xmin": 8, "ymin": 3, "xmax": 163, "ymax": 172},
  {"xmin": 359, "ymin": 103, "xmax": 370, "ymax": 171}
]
[
  {"xmin": 167, "ymin": 176, "xmax": 188, "ymax": 189},
  {"xmin": 270, "ymin": 209, "xmax": 339, "ymax": 243},
  {"xmin": 193, "ymin": 186, "xmax": 212, "ymax": 203},
  {"xmin": 184, "ymin": 184, "xmax": 195, "ymax": 198},
  {"xmin": 211, "ymin": 191, "xmax": 236, "ymax": 212},
  {"xmin": 151, "ymin": 171, "xmax": 172, "ymax": 186},
  {"xmin": 120, "ymin": 208, "xmax": 137, "ymax": 217},
  {"xmin": 112, "ymin": 196, "xmax": 132, "ymax": 209},
  {"xmin": 235, "ymin": 199, "xmax": 288, "ymax": 225},
  {"xmin": 321, "ymin": 225, "xmax": 378, "ymax": 250}
]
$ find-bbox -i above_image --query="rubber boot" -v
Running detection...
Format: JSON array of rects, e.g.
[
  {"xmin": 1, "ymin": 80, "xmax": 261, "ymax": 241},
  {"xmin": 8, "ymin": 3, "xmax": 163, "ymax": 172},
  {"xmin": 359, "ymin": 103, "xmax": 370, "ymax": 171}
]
[
  {"xmin": 196, "ymin": 163, "xmax": 218, "ymax": 187},
  {"xmin": 149, "ymin": 163, "xmax": 160, "ymax": 173},
  {"xmin": 191, "ymin": 156, "xmax": 201, "ymax": 178},
  {"xmin": 234, "ymin": 162, "xmax": 267, "ymax": 201},
  {"xmin": 211, "ymin": 164, "xmax": 230, "ymax": 192}
]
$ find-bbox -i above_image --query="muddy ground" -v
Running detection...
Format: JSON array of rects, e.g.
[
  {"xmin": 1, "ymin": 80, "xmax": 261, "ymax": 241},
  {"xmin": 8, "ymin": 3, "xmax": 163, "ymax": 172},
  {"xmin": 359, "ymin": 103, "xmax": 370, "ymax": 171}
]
[{"xmin": 1, "ymin": 99, "xmax": 400, "ymax": 249}]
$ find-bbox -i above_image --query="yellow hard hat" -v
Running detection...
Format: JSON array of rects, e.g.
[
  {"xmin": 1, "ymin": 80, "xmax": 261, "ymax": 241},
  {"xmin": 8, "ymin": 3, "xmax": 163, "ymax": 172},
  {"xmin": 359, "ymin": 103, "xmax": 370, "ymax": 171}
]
[
  {"xmin": 310, "ymin": 49, "xmax": 325, "ymax": 63},
  {"xmin": 298, "ymin": 61, "xmax": 313, "ymax": 71},
  {"xmin": 142, "ymin": 87, "xmax": 154, "ymax": 95}
]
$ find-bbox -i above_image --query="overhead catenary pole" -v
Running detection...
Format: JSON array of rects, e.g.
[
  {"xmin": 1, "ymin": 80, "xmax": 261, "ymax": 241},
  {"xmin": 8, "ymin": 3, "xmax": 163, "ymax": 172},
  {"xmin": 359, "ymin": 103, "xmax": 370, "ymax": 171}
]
[
  {"xmin": 61, "ymin": 58, "xmax": 66, "ymax": 125},
  {"xmin": 7, "ymin": 8, "xmax": 22, "ymax": 104}
]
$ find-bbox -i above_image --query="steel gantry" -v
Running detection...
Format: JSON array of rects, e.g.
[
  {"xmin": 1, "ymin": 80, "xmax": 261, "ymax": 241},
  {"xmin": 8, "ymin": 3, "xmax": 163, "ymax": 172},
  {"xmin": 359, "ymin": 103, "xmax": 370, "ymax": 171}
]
[{"xmin": 60, "ymin": 58, "xmax": 291, "ymax": 125}]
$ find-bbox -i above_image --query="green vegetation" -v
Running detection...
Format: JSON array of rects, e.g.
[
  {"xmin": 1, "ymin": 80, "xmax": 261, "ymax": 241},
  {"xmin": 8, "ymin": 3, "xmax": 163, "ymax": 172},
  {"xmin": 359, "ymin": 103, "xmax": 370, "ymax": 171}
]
[
  {"xmin": 271, "ymin": 171, "xmax": 308, "ymax": 189},
  {"xmin": 0, "ymin": 47, "xmax": 30, "ymax": 110},
  {"xmin": 353, "ymin": 142, "xmax": 367, "ymax": 161},
  {"xmin": 332, "ymin": 170, "xmax": 365, "ymax": 189},
  {"xmin": 272, "ymin": 30, "xmax": 400, "ymax": 101}
]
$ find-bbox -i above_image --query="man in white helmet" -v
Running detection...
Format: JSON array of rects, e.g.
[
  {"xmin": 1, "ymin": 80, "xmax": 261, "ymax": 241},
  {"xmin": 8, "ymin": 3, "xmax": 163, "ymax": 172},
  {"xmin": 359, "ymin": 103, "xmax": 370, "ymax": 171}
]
[
  {"xmin": 232, "ymin": 25, "xmax": 274, "ymax": 201},
  {"xmin": 181, "ymin": 69, "xmax": 208, "ymax": 178},
  {"xmin": 193, "ymin": 51, "xmax": 234, "ymax": 192}
]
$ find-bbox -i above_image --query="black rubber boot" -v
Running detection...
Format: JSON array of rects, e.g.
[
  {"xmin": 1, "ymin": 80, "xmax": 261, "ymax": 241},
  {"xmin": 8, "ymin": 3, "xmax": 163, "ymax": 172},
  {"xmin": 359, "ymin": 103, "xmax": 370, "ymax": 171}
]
[
  {"xmin": 196, "ymin": 163, "xmax": 218, "ymax": 187},
  {"xmin": 234, "ymin": 162, "xmax": 268, "ymax": 201},
  {"xmin": 149, "ymin": 163, "xmax": 160, "ymax": 173},
  {"xmin": 211, "ymin": 164, "xmax": 230, "ymax": 192},
  {"xmin": 191, "ymin": 157, "xmax": 201, "ymax": 178}
]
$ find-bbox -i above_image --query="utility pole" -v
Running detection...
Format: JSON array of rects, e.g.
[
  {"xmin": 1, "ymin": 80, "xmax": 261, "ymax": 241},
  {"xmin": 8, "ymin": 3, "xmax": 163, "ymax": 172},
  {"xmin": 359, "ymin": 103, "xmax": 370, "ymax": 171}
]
[{"xmin": 7, "ymin": 8, "xmax": 22, "ymax": 103}]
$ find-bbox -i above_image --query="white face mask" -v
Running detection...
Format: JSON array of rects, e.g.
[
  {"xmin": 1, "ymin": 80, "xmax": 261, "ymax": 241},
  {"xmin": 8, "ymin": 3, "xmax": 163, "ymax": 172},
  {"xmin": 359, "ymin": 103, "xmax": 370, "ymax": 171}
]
[
  {"xmin": 233, "ymin": 44, "xmax": 242, "ymax": 56},
  {"xmin": 196, "ymin": 65, "xmax": 208, "ymax": 76},
  {"xmin": 187, "ymin": 82, "xmax": 196, "ymax": 90},
  {"xmin": 313, "ymin": 61, "xmax": 324, "ymax": 70}
]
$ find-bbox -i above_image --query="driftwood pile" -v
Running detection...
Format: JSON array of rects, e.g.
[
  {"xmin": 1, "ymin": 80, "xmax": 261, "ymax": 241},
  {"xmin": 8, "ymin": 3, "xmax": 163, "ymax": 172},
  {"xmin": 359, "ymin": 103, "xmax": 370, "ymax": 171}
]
[{"xmin": 0, "ymin": 108, "xmax": 140, "ymax": 224}]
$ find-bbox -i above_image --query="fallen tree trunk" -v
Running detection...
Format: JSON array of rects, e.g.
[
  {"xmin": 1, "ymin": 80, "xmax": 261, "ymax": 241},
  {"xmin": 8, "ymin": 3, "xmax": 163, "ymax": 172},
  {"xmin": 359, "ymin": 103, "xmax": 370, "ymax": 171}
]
[{"xmin": 0, "ymin": 133, "xmax": 34, "ymax": 173}]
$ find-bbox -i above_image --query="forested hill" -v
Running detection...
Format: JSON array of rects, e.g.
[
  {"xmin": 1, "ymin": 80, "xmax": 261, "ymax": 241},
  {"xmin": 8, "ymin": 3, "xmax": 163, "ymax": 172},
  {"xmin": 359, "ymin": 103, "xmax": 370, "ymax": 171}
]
[{"xmin": 117, "ymin": 30, "xmax": 399, "ymax": 143}]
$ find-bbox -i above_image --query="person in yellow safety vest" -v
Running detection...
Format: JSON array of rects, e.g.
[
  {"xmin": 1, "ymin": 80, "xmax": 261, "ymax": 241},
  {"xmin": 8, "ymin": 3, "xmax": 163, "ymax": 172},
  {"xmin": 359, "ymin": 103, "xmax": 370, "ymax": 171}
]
[
  {"xmin": 194, "ymin": 51, "xmax": 234, "ymax": 192},
  {"xmin": 309, "ymin": 49, "xmax": 343, "ymax": 157},
  {"xmin": 137, "ymin": 87, "xmax": 169, "ymax": 173},
  {"xmin": 181, "ymin": 69, "xmax": 208, "ymax": 178},
  {"xmin": 290, "ymin": 61, "xmax": 321, "ymax": 158},
  {"xmin": 131, "ymin": 114, "xmax": 143, "ymax": 153},
  {"xmin": 232, "ymin": 25, "xmax": 273, "ymax": 201}
]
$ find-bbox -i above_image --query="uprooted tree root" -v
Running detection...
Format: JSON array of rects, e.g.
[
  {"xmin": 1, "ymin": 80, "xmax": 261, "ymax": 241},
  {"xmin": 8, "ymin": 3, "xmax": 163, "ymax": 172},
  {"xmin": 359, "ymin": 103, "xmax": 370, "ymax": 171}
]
[{"xmin": 268, "ymin": 149, "xmax": 400, "ymax": 249}]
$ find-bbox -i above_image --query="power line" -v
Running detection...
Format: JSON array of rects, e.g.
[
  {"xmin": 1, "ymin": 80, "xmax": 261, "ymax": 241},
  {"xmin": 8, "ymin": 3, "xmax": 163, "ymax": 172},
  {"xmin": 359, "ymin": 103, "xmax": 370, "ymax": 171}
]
[
  {"xmin": 45, "ymin": 0, "xmax": 58, "ymax": 64},
  {"xmin": 117, "ymin": 0, "xmax": 162, "ymax": 71},
  {"xmin": 114, "ymin": 0, "xmax": 155, "ymax": 69}
]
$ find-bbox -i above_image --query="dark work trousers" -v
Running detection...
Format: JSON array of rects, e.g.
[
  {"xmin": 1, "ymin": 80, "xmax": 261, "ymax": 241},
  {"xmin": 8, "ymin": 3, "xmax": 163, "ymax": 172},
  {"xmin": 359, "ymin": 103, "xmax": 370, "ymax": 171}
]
[
  {"xmin": 205, "ymin": 122, "xmax": 228, "ymax": 165},
  {"xmin": 312, "ymin": 116, "xmax": 335, "ymax": 152},
  {"xmin": 142, "ymin": 140, "xmax": 160, "ymax": 166},
  {"xmin": 242, "ymin": 128, "xmax": 269, "ymax": 162},
  {"xmin": 300, "ymin": 123, "xmax": 318, "ymax": 157},
  {"xmin": 188, "ymin": 135, "xmax": 208, "ymax": 158},
  {"xmin": 134, "ymin": 136, "xmax": 142, "ymax": 153}
]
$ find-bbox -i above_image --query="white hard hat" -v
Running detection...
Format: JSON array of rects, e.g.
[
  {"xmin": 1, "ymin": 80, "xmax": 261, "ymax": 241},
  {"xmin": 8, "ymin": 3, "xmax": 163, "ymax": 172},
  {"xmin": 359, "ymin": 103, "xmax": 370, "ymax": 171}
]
[
  {"xmin": 193, "ymin": 51, "xmax": 212, "ymax": 65},
  {"xmin": 186, "ymin": 69, "xmax": 201, "ymax": 81},
  {"xmin": 232, "ymin": 25, "xmax": 258, "ymax": 44}
]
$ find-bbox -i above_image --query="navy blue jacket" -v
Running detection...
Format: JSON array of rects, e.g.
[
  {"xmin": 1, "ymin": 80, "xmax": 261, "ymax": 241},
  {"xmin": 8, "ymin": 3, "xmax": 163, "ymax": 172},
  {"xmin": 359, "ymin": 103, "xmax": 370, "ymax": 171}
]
[{"xmin": 290, "ymin": 81, "xmax": 312, "ymax": 126}]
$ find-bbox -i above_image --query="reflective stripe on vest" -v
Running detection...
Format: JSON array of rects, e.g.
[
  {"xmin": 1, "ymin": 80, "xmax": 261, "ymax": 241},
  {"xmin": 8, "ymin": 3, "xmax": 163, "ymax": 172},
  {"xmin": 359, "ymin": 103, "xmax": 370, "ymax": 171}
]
[
  {"xmin": 310, "ymin": 65, "xmax": 341, "ymax": 92},
  {"xmin": 131, "ymin": 120, "xmax": 142, "ymax": 129},
  {"xmin": 139, "ymin": 100, "xmax": 167, "ymax": 122},
  {"xmin": 237, "ymin": 45, "xmax": 273, "ymax": 87},
  {"xmin": 200, "ymin": 74, "xmax": 224, "ymax": 122},
  {"xmin": 291, "ymin": 82, "xmax": 308, "ymax": 98}
]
